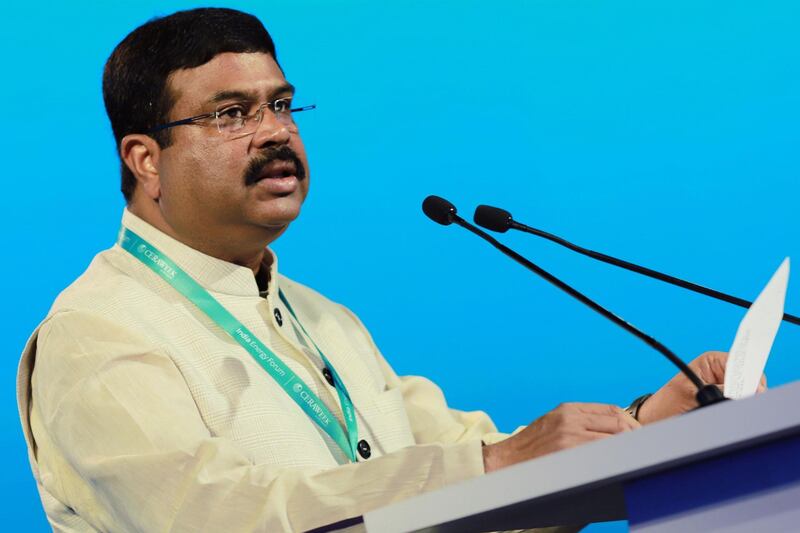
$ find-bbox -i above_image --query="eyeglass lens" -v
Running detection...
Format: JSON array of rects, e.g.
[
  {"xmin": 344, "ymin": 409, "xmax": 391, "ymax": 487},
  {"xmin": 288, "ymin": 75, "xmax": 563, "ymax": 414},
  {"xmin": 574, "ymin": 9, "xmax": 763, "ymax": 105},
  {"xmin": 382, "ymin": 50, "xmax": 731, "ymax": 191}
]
[{"xmin": 215, "ymin": 100, "xmax": 299, "ymax": 135}]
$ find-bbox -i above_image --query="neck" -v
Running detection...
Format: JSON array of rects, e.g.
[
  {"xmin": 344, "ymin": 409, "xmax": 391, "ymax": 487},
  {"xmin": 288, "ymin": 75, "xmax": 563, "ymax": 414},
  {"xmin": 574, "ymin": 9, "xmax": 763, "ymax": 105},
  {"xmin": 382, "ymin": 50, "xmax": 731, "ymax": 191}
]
[{"xmin": 128, "ymin": 200, "xmax": 277, "ymax": 276}]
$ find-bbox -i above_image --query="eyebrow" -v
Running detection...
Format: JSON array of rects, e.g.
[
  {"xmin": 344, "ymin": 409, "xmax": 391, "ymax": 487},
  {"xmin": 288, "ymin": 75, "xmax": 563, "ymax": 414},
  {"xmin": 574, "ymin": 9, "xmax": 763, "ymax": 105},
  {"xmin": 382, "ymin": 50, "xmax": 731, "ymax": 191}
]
[{"xmin": 206, "ymin": 83, "xmax": 296, "ymax": 106}]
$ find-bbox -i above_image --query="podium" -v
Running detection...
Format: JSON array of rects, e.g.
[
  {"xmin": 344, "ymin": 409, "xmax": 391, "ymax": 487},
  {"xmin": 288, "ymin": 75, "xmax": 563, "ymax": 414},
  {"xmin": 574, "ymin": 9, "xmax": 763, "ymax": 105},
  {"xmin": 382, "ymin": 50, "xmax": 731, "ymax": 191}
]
[{"xmin": 363, "ymin": 382, "xmax": 800, "ymax": 532}]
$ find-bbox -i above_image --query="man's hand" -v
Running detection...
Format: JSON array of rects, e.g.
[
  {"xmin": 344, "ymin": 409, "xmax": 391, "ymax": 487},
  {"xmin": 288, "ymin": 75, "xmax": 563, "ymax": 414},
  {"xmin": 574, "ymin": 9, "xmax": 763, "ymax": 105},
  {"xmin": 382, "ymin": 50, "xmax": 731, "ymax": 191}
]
[
  {"xmin": 637, "ymin": 351, "xmax": 768, "ymax": 425},
  {"xmin": 483, "ymin": 403, "xmax": 640, "ymax": 473}
]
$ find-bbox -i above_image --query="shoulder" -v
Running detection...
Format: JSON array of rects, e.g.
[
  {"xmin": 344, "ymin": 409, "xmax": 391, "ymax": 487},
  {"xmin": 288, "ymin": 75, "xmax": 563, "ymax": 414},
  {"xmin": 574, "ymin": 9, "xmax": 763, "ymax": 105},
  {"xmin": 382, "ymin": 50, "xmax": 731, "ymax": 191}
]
[
  {"xmin": 31, "ymin": 309, "xmax": 162, "ymax": 400},
  {"xmin": 24, "ymin": 245, "xmax": 158, "ymax": 359},
  {"xmin": 50, "ymin": 246, "xmax": 164, "ymax": 316},
  {"xmin": 23, "ymin": 246, "xmax": 169, "ymax": 397}
]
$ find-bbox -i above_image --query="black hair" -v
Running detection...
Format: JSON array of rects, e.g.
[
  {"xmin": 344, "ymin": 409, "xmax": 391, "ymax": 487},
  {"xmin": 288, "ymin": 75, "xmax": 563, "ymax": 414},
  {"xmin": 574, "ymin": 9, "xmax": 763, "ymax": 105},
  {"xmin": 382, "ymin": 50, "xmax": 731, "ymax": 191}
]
[{"xmin": 102, "ymin": 7, "xmax": 279, "ymax": 202}]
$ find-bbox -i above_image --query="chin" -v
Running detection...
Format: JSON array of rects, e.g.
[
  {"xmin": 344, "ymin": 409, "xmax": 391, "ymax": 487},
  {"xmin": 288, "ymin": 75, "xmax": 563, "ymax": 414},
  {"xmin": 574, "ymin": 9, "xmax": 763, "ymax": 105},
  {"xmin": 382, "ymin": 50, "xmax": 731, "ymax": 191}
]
[
  {"xmin": 259, "ymin": 194, "xmax": 304, "ymax": 217},
  {"xmin": 260, "ymin": 208, "xmax": 302, "ymax": 229}
]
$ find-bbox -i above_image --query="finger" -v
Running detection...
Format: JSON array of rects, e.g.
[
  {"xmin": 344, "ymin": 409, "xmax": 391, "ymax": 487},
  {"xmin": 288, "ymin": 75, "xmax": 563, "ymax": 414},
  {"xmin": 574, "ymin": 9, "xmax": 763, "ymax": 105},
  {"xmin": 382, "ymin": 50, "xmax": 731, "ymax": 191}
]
[
  {"xmin": 576, "ymin": 403, "xmax": 641, "ymax": 429},
  {"xmin": 581, "ymin": 412, "xmax": 640, "ymax": 434},
  {"xmin": 757, "ymin": 374, "xmax": 768, "ymax": 393},
  {"xmin": 556, "ymin": 403, "xmax": 640, "ymax": 433},
  {"xmin": 571, "ymin": 403, "xmax": 641, "ymax": 431},
  {"xmin": 695, "ymin": 351, "xmax": 728, "ymax": 384},
  {"xmin": 569, "ymin": 403, "xmax": 630, "ymax": 417}
]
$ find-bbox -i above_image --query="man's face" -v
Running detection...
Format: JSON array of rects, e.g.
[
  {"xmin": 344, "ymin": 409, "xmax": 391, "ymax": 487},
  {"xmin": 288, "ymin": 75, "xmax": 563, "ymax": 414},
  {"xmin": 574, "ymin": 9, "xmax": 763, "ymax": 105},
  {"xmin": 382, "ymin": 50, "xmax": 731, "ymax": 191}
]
[{"xmin": 155, "ymin": 52, "xmax": 310, "ymax": 248}]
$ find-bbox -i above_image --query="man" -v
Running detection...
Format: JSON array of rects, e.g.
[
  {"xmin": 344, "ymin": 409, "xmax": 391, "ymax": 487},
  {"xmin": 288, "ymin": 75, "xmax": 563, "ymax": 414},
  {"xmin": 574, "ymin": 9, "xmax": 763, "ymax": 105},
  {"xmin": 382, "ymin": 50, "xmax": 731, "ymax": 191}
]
[{"xmin": 17, "ymin": 8, "xmax": 737, "ymax": 532}]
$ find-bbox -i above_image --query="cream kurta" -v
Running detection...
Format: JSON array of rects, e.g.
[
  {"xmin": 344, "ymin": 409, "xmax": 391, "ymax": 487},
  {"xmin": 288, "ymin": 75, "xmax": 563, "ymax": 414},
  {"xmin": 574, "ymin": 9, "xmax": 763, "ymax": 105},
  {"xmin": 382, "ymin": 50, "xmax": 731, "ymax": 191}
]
[
  {"xmin": 17, "ymin": 211, "xmax": 580, "ymax": 533},
  {"xmin": 17, "ymin": 210, "xmax": 571, "ymax": 533}
]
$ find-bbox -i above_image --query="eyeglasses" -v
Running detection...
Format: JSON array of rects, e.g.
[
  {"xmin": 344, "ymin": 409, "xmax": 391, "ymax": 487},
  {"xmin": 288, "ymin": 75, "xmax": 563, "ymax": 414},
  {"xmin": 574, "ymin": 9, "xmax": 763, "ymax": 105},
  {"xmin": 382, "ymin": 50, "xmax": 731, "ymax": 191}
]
[{"xmin": 148, "ymin": 98, "xmax": 316, "ymax": 136}]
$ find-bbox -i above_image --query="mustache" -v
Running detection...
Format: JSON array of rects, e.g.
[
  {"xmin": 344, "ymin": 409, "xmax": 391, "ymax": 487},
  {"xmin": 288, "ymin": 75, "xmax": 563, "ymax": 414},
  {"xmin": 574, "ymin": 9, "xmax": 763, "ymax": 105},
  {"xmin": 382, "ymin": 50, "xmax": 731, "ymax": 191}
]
[{"xmin": 243, "ymin": 145, "xmax": 307, "ymax": 186}]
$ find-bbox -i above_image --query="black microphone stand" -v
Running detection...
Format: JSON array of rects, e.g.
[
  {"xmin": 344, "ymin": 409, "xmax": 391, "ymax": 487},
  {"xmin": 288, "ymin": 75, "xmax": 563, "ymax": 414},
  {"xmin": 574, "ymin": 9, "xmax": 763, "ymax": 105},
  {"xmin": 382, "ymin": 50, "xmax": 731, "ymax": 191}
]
[{"xmin": 424, "ymin": 196, "xmax": 727, "ymax": 408}]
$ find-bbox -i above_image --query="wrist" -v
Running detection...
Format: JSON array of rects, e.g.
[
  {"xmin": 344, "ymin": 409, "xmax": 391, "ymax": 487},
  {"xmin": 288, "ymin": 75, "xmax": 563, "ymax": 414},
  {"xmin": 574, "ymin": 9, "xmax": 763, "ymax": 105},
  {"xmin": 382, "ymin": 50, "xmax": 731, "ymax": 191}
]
[
  {"xmin": 481, "ymin": 441, "xmax": 504, "ymax": 474},
  {"xmin": 625, "ymin": 393, "xmax": 653, "ymax": 423}
]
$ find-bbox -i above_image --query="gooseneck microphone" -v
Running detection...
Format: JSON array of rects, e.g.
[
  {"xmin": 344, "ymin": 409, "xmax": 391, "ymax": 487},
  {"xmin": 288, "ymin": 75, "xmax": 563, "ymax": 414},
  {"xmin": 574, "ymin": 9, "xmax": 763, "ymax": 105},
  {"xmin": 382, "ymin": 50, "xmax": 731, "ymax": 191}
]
[
  {"xmin": 422, "ymin": 195, "xmax": 726, "ymax": 408},
  {"xmin": 474, "ymin": 204, "xmax": 800, "ymax": 326}
]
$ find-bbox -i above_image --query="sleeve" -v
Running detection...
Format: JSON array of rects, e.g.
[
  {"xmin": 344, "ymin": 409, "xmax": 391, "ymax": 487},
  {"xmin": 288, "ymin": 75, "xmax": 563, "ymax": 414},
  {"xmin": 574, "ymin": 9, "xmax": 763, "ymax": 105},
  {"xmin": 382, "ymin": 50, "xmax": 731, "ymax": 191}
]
[
  {"xmin": 30, "ymin": 311, "xmax": 486, "ymax": 533},
  {"xmin": 337, "ymin": 309, "xmax": 581, "ymax": 533}
]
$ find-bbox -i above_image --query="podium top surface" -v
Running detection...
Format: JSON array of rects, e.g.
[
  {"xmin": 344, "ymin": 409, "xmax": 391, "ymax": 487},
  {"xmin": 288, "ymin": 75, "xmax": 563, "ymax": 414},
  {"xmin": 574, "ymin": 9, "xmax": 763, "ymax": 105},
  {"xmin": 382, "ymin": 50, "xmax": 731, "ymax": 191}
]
[{"xmin": 363, "ymin": 381, "xmax": 800, "ymax": 533}]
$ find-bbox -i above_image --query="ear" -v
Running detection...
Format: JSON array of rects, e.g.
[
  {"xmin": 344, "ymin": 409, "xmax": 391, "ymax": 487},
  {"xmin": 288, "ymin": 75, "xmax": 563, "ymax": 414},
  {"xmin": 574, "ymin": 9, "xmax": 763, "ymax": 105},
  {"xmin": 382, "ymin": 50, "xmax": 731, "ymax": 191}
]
[{"xmin": 120, "ymin": 134, "xmax": 163, "ymax": 201}]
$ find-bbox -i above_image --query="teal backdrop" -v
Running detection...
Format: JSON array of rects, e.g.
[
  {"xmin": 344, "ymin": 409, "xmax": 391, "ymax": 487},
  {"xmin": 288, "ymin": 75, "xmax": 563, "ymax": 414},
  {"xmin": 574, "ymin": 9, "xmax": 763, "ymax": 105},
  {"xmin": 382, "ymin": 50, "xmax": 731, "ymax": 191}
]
[{"xmin": 2, "ymin": 1, "xmax": 798, "ymax": 531}]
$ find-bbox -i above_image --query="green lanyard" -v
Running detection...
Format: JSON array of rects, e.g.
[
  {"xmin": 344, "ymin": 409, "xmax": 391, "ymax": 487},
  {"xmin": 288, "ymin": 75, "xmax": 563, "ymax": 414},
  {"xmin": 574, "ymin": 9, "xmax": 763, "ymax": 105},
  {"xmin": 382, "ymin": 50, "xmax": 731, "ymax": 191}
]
[{"xmin": 119, "ymin": 227, "xmax": 360, "ymax": 462}]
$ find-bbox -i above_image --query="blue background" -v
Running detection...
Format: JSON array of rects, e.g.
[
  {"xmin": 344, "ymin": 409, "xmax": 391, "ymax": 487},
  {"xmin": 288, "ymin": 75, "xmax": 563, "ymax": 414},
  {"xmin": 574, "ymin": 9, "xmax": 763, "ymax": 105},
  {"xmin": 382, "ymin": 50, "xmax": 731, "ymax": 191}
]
[{"xmin": 3, "ymin": 1, "xmax": 798, "ymax": 531}]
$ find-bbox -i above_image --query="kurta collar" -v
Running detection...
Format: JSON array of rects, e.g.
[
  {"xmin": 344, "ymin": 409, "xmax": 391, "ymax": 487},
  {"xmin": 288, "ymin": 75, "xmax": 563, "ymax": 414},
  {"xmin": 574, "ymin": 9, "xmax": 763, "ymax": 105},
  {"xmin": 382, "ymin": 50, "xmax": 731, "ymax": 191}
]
[{"xmin": 119, "ymin": 209, "xmax": 278, "ymax": 298}]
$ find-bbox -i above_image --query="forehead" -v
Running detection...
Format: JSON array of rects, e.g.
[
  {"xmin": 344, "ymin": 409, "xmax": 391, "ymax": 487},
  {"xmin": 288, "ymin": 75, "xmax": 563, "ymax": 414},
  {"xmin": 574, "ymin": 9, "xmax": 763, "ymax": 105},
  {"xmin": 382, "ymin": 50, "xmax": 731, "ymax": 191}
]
[{"xmin": 167, "ymin": 52, "xmax": 287, "ymax": 113}]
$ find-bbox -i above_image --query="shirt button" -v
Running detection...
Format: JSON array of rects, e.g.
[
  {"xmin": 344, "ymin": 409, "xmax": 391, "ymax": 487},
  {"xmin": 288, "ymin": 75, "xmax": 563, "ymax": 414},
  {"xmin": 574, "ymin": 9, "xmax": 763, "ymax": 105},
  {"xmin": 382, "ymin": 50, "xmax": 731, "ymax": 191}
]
[
  {"xmin": 357, "ymin": 439, "xmax": 371, "ymax": 459},
  {"xmin": 273, "ymin": 308, "xmax": 283, "ymax": 326},
  {"xmin": 322, "ymin": 367, "xmax": 335, "ymax": 387}
]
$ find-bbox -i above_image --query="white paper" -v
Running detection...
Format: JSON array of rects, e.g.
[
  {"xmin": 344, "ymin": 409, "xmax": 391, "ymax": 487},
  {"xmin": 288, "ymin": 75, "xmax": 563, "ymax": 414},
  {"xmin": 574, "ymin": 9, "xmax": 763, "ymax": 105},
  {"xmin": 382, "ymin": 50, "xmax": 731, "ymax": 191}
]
[{"xmin": 724, "ymin": 258, "xmax": 790, "ymax": 399}]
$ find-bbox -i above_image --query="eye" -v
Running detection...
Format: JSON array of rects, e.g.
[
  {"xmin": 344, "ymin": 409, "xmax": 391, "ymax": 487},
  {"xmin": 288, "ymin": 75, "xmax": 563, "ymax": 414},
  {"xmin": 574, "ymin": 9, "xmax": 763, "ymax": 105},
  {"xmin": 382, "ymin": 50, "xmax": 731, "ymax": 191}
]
[
  {"xmin": 273, "ymin": 98, "xmax": 292, "ymax": 113},
  {"xmin": 217, "ymin": 105, "xmax": 247, "ymax": 119}
]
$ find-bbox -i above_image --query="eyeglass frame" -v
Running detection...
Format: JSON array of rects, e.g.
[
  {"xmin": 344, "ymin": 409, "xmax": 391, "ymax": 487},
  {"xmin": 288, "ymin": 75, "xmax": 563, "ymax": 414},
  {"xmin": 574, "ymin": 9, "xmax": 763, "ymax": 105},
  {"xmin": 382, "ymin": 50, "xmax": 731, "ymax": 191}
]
[{"xmin": 147, "ymin": 98, "xmax": 316, "ymax": 135}]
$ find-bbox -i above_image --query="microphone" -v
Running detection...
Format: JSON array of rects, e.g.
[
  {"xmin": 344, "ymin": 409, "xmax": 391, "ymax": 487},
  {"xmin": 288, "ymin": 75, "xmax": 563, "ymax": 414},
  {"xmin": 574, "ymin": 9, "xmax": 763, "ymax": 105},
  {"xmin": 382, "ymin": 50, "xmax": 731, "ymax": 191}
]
[
  {"xmin": 474, "ymin": 204, "xmax": 800, "ymax": 326},
  {"xmin": 423, "ymin": 195, "xmax": 726, "ymax": 408},
  {"xmin": 422, "ymin": 195, "xmax": 458, "ymax": 225}
]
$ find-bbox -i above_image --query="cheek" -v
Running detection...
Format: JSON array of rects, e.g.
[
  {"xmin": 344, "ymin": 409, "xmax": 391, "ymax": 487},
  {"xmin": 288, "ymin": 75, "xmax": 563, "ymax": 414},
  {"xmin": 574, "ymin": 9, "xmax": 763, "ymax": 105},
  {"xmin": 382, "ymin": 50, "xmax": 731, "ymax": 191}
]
[{"xmin": 161, "ymin": 140, "xmax": 241, "ymax": 207}]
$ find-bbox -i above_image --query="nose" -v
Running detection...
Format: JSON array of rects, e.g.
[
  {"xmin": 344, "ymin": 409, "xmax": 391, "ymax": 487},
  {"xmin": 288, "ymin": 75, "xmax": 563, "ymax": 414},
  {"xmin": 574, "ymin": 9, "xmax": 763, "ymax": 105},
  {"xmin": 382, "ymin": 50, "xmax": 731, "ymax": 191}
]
[{"xmin": 250, "ymin": 107, "xmax": 291, "ymax": 149}]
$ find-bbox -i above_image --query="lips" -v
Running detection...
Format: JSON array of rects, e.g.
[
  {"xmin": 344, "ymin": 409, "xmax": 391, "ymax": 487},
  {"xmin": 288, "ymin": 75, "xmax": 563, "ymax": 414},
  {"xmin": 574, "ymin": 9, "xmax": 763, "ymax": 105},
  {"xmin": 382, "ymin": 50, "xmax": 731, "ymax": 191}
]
[
  {"xmin": 255, "ymin": 160, "xmax": 297, "ymax": 183},
  {"xmin": 244, "ymin": 145, "xmax": 307, "ymax": 187},
  {"xmin": 250, "ymin": 159, "xmax": 300, "ymax": 196}
]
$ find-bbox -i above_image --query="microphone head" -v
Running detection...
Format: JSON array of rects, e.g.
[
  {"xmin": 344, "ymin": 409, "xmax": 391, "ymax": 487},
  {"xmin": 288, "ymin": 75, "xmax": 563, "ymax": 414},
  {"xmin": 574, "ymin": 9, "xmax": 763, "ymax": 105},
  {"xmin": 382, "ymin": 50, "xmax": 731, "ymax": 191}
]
[
  {"xmin": 422, "ymin": 195, "xmax": 458, "ymax": 225},
  {"xmin": 474, "ymin": 205, "xmax": 513, "ymax": 233}
]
